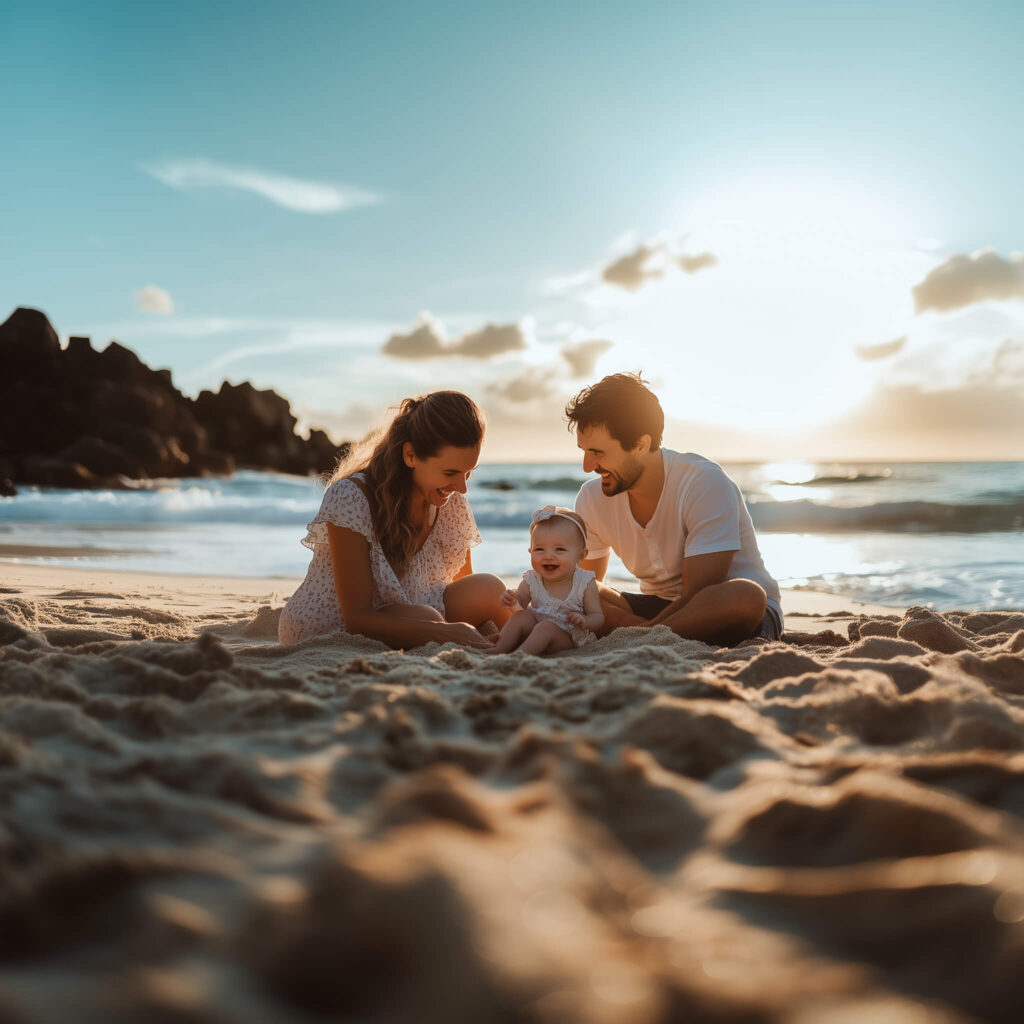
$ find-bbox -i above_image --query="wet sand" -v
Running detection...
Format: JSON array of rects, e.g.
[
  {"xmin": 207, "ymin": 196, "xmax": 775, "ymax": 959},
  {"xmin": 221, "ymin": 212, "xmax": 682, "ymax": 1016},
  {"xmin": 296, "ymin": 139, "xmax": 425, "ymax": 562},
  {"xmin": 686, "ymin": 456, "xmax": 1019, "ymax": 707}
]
[{"xmin": 1, "ymin": 562, "xmax": 1023, "ymax": 1023}]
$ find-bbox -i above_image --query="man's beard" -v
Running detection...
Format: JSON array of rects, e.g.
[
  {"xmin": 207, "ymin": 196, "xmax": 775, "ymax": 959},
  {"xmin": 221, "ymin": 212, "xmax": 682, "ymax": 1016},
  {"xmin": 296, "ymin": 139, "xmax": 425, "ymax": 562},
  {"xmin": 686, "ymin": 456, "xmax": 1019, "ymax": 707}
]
[{"xmin": 600, "ymin": 454, "xmax": 644, "ymax": 496}]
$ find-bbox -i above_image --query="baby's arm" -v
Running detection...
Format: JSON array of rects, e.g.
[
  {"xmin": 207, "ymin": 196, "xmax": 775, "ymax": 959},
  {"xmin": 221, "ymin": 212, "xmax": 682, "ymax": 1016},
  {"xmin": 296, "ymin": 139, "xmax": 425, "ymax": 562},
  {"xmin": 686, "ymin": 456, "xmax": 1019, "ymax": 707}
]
[
  {"xmin": 501, "ymin": 580, "xmax": 532, "ymax": 610},
  {"xmin": 566, "ymin": 580, "xmax": 604, "ymax": 631}
]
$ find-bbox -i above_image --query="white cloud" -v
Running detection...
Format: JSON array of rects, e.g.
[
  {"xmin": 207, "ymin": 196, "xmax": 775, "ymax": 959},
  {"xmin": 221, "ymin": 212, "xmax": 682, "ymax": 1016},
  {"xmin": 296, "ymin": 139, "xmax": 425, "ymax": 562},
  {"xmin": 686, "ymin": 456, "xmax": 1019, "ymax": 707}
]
[
  {"xmin": 854, "ymin": 336, "xmax": 906, "ymax": 362},
  {"xmin": 135, "ymin": 284, "xmax": 174, "ymax": 315},
  {"xmin": 142, "ymin": 158, "xmax": 381, "ymax": 213},
  {"xmin": 913, "ymin": 249, "xmax": 1024, "ymax": 313},
  {"xmin": 381, "ymin": 313, "xmax": 448, "ymax": 359},
  {"xmin": 677, "ymin": 251, "xmax": 719, "ymax": 274},
  {"xmin": 561, "ymin": 339, "xmax": 613, "ymax": 378},
  {"xmin": 458, "ymin": 323, "xmax": 527, "ymax": 358},
  {"xmin": 822, "ymin": 379, "xmax": 1024, "ymax": 460},
  {"xmin": 601, "ymin": 244, "xmax": 665, "ymax": 290},
  {"xmin": 295, "ymin": 400, "xmax": 381, "ymax": 444},
  {"xmin": 486, "ymin": 366, "xmax": 557, "ymax": 404},
  {"xmin": 382, "ymin": 313, "xmax": 526, "ymax": 360},
  {"xmin": 570, "ymin": 239, "xmax": 720, "ymax": 294},
  {"xmin": 968, "ymin": 339, "xmax": 1024, "ymax": 386}
]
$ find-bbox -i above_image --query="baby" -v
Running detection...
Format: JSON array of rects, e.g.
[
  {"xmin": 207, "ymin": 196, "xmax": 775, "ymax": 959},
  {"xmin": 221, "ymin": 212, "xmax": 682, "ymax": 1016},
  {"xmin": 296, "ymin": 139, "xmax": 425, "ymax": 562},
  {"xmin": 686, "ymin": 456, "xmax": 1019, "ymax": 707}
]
[{"xmin": 487, "ymin": 505, "xmax": 604, "ymax": 655}]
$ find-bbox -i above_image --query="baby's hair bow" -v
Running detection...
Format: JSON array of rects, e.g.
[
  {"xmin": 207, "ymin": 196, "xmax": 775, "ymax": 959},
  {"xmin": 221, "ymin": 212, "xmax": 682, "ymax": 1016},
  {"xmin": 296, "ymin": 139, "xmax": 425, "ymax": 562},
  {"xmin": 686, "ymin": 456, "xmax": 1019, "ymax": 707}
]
[
  {"xmin": 529, "ymin": 505, "xmax": 587, "ymax": 544},
  {"xmin": 530, "ymin": 505, "xmax": 560, "ymax": 526}
]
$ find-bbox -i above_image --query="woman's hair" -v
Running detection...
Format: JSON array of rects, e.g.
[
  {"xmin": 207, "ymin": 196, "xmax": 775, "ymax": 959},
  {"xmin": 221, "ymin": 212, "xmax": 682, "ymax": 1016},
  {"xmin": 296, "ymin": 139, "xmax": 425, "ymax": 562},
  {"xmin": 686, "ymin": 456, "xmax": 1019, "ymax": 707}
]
[
  {"xmin": 565, "ymin": 372, "xmax": 664, "ymax": 451},
  {"xmin": 327, "ymin": 391, "xmax": 484, "ymax": 571}
]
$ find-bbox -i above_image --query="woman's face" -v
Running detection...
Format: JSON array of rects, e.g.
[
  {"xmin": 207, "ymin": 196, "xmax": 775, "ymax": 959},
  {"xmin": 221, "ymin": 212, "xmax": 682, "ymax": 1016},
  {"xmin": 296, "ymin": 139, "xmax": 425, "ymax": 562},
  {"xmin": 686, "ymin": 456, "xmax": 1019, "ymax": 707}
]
[{"xmin": 406, "ymin": 443, "xmax": 481, "ymax": 507}]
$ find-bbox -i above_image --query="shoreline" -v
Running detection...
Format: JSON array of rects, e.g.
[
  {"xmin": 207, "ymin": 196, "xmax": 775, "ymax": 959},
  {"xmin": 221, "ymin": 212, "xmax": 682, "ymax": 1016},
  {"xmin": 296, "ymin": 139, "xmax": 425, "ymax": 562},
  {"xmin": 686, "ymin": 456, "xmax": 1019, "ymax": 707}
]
[{"xmin": 0, "ymin": 560, "xmax": 905, "ymax": 636}]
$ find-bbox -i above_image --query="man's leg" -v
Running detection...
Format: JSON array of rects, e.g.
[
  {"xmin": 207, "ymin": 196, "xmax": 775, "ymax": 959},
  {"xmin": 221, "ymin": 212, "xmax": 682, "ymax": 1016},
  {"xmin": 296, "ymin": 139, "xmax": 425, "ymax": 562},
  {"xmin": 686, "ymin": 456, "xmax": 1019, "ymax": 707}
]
[
  {"xmin": 658, "ymin": 580, "xmax": 767, "ymax": 646},
  {"xmin": 593, "ymin": 582, "xmax": 646, "ymax": 636}
]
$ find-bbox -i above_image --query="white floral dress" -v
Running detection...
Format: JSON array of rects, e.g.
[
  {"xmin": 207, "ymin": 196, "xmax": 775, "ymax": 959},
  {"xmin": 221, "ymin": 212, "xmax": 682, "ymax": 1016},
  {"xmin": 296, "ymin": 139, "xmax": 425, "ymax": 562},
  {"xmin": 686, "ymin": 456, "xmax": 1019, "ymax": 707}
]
[
  {"xmin": 521, "ymin": 566, "xmax": 597, "ymax": 648},
  {"xmin": 278, "ymin": 475, "xmax": 481, "ymax": 645}
]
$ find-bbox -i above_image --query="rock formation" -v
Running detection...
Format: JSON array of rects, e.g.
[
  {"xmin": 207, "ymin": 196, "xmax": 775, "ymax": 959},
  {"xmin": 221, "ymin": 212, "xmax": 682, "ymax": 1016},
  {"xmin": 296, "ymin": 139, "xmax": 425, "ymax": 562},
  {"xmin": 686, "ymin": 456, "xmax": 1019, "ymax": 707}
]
[{"xmin": 0, "ymin": 307, "xmax": 349, "ymax": 491}]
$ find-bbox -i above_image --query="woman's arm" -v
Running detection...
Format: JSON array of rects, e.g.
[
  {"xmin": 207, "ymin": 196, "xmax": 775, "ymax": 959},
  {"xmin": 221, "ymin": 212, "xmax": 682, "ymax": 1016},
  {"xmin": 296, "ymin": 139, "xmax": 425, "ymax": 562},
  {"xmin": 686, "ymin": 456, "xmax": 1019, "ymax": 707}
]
[
  {"xmin": 327, "ymin": 524, "xmax": 487, "ymax": 648},
  {"xmin": 453, "ymin": 549, "xmax": 473, "ymax": 581}
]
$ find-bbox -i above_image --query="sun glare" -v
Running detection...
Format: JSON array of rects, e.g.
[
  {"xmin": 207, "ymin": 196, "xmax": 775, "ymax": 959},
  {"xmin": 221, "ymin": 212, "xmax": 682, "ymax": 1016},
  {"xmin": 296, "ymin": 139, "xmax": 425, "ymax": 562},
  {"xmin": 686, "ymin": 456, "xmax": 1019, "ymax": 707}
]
[{"xmin": 596, "ymin": 172, "xmax": 938, "ymax": 442}]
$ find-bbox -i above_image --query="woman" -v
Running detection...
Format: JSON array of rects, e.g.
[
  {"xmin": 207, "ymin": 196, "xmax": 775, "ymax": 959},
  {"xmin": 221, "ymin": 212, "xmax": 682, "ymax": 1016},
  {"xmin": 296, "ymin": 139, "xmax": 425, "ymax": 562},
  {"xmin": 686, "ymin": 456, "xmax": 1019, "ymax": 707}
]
[{"xmin": 278, "ymin": 391, "xmax": 510, "ymax": 648}]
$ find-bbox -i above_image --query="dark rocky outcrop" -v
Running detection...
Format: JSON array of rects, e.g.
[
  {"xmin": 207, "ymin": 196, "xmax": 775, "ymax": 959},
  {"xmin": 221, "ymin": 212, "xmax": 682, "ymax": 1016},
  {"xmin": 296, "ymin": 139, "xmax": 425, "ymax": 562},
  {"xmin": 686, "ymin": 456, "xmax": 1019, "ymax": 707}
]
[{"xmin": 0, "ymin": 307, "xmax": 350, "ymax": 490}]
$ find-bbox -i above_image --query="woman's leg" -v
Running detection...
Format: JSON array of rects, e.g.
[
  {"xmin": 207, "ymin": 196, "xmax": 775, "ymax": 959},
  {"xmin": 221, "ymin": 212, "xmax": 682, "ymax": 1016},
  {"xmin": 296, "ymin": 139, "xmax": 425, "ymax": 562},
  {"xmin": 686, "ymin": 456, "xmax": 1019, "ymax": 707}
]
[
  {"xmin": 443, "ymin": 573, "xmax": 512, "ymax": 630},
  {"xmin": 518, "ymin": 620, "xmax": 575, "ymax": 656},
  {"xmin": 485, "ymin": 608, "xmax": 538, "ymax": 654},
  {"xmin": 378, "ymin": 603, "xmax": 445, "ymax": 622}
]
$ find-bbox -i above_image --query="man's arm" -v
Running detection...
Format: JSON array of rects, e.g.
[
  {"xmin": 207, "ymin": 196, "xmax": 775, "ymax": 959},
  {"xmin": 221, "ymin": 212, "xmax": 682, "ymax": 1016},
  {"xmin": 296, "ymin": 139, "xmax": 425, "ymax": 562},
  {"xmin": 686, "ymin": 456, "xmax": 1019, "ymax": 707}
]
[
  {"xmin": 647, "ymin": 549, "xmax": 736, "ymax": 626},
  {"xmin": 579, "ymin": 553, "xmax": 609, "ymax": 581}
]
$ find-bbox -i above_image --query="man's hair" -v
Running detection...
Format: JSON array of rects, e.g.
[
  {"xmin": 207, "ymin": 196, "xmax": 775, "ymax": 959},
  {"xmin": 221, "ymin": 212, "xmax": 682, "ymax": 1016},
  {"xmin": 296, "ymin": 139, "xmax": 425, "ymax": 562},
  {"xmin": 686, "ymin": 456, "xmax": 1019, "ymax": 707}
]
[{"xmin": 565, "ymin": 372, "xmax": 664, "ymax": 451}]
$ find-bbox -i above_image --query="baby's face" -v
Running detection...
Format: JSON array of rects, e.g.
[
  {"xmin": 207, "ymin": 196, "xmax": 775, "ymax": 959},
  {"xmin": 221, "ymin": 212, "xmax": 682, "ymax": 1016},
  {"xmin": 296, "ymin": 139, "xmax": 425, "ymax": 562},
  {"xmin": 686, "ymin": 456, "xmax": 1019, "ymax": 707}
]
[{"xmin": 529, "ymin": 520, "xmax": 586, "ymax": 583}]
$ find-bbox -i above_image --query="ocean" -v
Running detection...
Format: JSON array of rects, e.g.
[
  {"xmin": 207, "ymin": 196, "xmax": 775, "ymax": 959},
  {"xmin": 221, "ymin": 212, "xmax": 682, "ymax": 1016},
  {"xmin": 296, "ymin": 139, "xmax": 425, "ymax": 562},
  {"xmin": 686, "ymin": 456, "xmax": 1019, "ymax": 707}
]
[{"xmin": 1, "ymin": 460, "xmax": 1022, "ymax": 611}]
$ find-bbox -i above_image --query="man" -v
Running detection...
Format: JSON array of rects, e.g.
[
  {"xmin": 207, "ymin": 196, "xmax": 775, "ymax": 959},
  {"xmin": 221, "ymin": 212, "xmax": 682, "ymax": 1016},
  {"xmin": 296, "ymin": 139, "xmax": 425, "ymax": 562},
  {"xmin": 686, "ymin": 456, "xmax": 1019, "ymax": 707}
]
[{"xmin": 568, "ymin": 373, "xmax": 783, "ymax": 645}]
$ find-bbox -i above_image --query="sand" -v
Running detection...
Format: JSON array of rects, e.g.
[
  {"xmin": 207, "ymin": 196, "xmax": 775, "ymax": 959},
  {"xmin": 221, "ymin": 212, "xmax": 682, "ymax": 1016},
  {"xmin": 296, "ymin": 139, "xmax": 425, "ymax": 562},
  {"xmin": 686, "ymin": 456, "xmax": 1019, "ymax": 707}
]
[{"xmin": 1, "ymin": 563, "xmax": 1023, "ymax": 1023}]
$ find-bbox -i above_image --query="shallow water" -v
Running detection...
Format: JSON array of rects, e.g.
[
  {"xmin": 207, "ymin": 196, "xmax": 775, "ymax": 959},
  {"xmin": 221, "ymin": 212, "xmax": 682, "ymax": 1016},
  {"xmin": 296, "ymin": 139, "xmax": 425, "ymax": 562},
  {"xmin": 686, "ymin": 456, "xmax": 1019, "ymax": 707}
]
[{"xmin": 1, "ymin": 461, "xmax": 1022, "ymax": 610}]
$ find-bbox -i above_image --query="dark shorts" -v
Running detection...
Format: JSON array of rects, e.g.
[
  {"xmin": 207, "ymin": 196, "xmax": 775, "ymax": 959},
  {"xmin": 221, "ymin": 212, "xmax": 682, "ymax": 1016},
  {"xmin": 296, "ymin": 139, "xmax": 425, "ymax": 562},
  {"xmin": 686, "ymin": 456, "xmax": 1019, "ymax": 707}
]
[
  {"xmin": 622, "ymin": 591, "xmax": 674, "ymax": 620},
  {"xmin": 621, "ymin": 591, "xmax": 784, "ymax": 641}
]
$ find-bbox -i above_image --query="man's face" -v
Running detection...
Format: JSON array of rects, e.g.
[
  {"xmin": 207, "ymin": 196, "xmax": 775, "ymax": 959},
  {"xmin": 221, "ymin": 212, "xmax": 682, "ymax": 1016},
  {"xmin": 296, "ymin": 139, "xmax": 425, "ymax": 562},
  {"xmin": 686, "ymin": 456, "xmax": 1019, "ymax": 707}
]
[{"xmin": 576, "ymin": 424, "xmax": 645, "ymax": 496}]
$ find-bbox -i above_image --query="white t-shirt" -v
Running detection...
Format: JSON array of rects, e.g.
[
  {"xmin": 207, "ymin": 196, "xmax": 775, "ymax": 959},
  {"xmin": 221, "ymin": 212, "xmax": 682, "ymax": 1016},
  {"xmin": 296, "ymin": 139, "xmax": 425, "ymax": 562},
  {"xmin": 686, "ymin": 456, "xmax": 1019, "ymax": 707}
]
[{"xmin": 574, "ymin": 449, "xmax": 782, "ymax": 619}]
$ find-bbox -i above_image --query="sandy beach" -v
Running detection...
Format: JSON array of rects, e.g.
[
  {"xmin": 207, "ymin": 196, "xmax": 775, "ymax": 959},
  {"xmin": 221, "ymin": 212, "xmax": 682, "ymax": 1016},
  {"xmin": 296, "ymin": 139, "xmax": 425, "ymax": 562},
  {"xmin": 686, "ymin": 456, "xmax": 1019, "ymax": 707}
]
[{"xmin": 2, "ymin": 561, "xmax": 1023, "ymax": 1023}]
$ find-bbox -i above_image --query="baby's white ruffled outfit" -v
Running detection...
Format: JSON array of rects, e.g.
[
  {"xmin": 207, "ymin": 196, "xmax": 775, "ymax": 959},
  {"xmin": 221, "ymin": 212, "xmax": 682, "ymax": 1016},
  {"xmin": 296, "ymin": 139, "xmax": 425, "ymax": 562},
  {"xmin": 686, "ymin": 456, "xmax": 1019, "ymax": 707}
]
[
  {"xmin": 522, "ymin": 566, "xmax": 597, "ymax": 647},
  {"xmin": 278, "ymin": 475, "xmax": 481, "ymax": 645}
]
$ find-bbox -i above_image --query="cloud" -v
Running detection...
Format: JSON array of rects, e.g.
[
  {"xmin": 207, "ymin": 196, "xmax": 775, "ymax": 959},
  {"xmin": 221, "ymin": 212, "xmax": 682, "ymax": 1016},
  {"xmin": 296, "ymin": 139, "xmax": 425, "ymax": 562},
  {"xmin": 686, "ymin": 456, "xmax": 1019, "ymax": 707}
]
[
  {"xmin": 854, "ymin": 336, "xmax": 906, "ymax": 362},
  {"xmin": 601, "ymin": 242, "xmax": 719, "ymax": 290},
  {"xmin": 912, "ymin": 249, "xmax": 1024, "ymax": 313},
  {"xmin": 561, "ymin": 339, "xmax": 613, "ymax": 378},
  {"xmin": 381, "ymin": 315, "xmax": 448, "ymax": 359},
  {"xmin": 825, "ymin": 380, "xmax": 1024, "ymax": 459},
  {"xmin": 458, "ymin": 323, "xmax": 527, "ymax": 358},
  {"xmin": 142, "ymin": 158, "xmax": 381, "ymax": 213},
  {"xmin": 295, "ymin": 401, "xmax": 379, "ymax": 444},
  {"xmin": 382, "ymin": 314, "xmax": 526, "ymax": 360},
  {"xmin": 968, "ymin": 339, "xmax": 1024, "ymax": 386},
  {"xmin": 601, "ymin": 245, "xmax": 664, "ymax": 290},
  {"xmin": 992, "ymin": 339, "xmax": 1024, "ymax": 379},
  {"xmin": 135, "ymin": 284, "xmax": 174, "ymax": 315},
  {"xmin": 677, "ymin": 252, "xmax": 719, "ymax": 274},
  {"xmin": 485, "ymin": 367, "xmax": 557, "ymax": 404}
]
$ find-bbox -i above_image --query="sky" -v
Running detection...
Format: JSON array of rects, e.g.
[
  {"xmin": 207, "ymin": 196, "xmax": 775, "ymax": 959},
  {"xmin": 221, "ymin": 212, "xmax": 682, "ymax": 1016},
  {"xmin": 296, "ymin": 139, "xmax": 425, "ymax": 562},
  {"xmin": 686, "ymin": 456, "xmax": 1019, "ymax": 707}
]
[{"xmin": 2, "ymin": 0, "xmax": 1023, "ymax": 462}]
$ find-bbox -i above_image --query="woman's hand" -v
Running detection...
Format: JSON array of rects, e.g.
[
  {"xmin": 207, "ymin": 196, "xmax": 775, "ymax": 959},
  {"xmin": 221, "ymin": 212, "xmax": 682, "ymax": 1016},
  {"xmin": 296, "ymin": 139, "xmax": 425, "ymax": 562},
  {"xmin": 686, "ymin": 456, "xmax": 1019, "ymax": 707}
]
[{"xmin": 442, "ymin": 621, "xmax": 492, "ymax": 649}]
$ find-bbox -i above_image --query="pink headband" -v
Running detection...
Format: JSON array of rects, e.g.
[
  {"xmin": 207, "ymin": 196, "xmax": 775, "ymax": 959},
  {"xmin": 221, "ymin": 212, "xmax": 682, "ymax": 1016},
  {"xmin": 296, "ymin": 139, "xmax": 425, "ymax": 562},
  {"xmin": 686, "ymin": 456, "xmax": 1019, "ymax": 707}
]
[{"xmin": 530, "ymin": 505, "xmax": 587, "ymax": 544}]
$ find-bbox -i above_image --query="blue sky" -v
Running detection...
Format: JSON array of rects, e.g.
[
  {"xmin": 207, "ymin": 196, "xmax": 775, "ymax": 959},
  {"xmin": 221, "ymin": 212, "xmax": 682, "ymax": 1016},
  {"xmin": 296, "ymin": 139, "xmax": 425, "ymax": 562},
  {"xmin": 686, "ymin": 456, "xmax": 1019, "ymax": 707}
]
[{"xmin": 3, "ymin": 0, "xmax": 1023, "ymax": 460}]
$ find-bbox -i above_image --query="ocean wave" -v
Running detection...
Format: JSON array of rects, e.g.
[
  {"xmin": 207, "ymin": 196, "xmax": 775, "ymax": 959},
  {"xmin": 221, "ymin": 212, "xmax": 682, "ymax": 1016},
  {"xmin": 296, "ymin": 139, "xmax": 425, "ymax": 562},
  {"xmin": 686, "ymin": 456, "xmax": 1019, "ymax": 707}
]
[
  {"xmin": 478, "ymin": 476, "xmax": 585, "ymax": 492},
  {"xmin": 774, "ymin": 471, "xmax": 891, "ymax": 487},
  {"xmin": 0, "ymin": 487, "xmax": 317, "ymax": 526},
  {"xmin": 750, "ymin": 499, "xmax": 1024, "ymax": 534}
]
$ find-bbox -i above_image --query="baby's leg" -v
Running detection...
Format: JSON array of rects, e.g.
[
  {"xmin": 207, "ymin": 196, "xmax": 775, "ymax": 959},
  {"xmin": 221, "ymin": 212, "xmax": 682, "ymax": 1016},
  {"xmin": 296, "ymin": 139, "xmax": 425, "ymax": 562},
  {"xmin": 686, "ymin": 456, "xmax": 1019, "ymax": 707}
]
[
  {"xmin": 485, "ymin": 609, "xmax": 538, "ymax": 654},
  {"xmin": 517, "ymin": 620, "xmax": 575, "ymax": 656}
]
